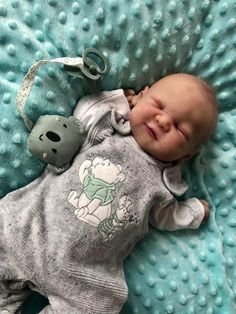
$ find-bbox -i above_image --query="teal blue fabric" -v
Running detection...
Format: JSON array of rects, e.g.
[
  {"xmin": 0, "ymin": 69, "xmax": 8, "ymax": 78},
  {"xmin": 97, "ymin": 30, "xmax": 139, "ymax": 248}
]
[
  {"xmin": 0, "ymin": 0, "xmax": 236, "ymax": 313},
  {"xmin": 21, "ymin": 293, "xmax": 48, "ymax": 314}
]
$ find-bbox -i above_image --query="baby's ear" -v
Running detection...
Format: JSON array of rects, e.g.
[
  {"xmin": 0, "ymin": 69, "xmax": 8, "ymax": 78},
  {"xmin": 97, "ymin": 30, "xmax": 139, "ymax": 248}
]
[
  {"xmin": 131, "ymin": 86, "xmax": 150, "ymax": 107},
  {"xmin": 137, "ymin": 86, "xmax": 149, "ymax": 99},
  {"xmin": 142, "ymin": 86, "xmax": 149, "ymax": 96}
]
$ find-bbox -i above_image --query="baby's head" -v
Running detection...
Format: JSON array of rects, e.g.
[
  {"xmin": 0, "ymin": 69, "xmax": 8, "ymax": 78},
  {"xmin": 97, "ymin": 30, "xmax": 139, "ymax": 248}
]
[{"xmin": 129, "ymin": 73, "xmax": 217, "ymax": 163}]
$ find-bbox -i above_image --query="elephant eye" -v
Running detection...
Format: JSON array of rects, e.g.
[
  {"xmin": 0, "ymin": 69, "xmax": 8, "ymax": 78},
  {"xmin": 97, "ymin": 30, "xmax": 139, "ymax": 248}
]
[
  {"xmin": 63, "ymin": 124, "xmax": 67, "ymax": 128},
  {"xmin": 52, "ymin": 148, "xmax": 57, "ymax": 154}
]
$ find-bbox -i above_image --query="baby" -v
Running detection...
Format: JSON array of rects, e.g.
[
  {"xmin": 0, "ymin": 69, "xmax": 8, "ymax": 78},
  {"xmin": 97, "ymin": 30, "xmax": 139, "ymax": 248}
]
[
  {"xmin": 126, "ymin": 73, "xmax": 217, "ymax": 220},
  {"xmin": 0, "ymin": 73, "xmax": 217, "ymax": 314}
]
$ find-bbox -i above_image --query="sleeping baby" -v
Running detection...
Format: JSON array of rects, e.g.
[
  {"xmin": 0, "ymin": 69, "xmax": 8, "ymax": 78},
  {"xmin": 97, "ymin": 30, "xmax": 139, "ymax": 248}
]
[{"xmin": 0, "ymin": 73, "xmax": 217, "ymax": 313}]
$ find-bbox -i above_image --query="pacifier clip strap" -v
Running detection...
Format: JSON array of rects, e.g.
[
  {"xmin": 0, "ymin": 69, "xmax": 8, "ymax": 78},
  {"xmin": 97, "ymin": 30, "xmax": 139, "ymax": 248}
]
[
  {"xmin": 16, "ymin": 49, "xmax": 109, "ymax": 131},
  {"xmin": 16, "ymin": 57, "xmax": 84, "ymax": 131}
]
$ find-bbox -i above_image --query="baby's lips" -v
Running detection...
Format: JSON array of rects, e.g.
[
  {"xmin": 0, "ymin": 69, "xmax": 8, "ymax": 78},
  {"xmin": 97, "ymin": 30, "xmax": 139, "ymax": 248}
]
[{"xmin": 145, "ymin": 123, "xmax": 158, "ymax": 140}]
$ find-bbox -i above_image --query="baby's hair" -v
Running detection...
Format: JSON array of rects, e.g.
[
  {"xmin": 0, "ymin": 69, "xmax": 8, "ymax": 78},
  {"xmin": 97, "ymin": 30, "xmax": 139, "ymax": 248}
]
[
  {"xmin": 170, "ymin": 73, "xmax": 217, "ymax": 114},
  {"xmin": 192, "ymin": 76, "xmax": 218, "ymax": 144},
  {"xmin": 197, "ymin": 77, "xmax": 218, "ymax": 126},
  {"xmin": 177, "ymin": 74, "xmax": 216, "ymax": 106},
  {"xmin": 197, "ymin": 78, "xmax": 217, "ymax": 110},
  {"xmin": 177, "ymin": 73, "xmax": 218, "ymax": 144}
]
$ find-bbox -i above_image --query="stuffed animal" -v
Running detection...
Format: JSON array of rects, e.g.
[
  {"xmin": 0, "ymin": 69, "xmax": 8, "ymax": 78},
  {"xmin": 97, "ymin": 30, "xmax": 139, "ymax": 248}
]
[
  {"xmin": 16, "ymin": 48, "xmax": 108, "ymax": 174},
  {"xmin": 28, "ymin": 115, "xmax": 85, "ymax": 174}
]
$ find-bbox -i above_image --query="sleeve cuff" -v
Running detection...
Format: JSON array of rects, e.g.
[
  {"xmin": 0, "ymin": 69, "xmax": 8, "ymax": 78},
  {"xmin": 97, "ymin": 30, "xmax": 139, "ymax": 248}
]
[{"xmin": 188, "ymin": 198, "xmax": 206, "ymax": 228}]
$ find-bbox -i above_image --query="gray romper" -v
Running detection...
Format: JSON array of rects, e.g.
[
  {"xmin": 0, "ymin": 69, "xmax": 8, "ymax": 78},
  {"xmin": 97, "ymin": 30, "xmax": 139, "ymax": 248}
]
[{"xmin": 0, "ymin": 90, "xmax": 205, "ymax": 314}]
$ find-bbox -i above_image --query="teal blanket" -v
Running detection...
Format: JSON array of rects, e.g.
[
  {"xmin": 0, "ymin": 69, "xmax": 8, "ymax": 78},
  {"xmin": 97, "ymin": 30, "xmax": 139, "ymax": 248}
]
[{"xmin": 0, "ymin": 1, "xmax": 236, "ymax": 313}]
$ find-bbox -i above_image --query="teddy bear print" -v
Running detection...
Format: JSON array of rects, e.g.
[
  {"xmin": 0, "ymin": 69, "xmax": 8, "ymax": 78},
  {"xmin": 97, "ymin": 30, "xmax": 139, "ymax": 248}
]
[{"xmin": 68, "ymin": 157, "xmax": 136, "ymax": 239}]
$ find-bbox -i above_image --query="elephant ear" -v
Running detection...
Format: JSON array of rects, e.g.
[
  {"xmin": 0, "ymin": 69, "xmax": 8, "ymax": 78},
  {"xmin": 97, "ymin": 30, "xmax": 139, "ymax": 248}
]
[{"xmin": 162, "ymin": 165, "xmax": 188, "ymax": 196}]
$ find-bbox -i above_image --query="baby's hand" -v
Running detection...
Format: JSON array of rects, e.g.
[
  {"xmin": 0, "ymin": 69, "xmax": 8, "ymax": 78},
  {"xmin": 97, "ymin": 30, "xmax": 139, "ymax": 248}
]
[
  {"xmin": 124, "ymin": 89, "xmax": 136, "ymax": 107},
  {"xmin": 199, "ymin": 199, "xmax": 209, "ymax": 222}
]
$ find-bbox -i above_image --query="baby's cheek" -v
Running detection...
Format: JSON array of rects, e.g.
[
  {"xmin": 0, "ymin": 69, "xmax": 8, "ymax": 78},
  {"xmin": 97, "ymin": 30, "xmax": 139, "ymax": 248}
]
[
  {"xmin": 160, "ymin": 138, "xmax": 183, "ymax": 158},
  {"xmin": 164, "ymin": 135, "xmax": 179, "ymax": 149}
]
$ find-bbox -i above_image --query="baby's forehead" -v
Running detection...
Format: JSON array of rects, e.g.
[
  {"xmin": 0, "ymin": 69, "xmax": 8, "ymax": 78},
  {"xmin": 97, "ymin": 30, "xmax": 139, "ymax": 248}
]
[
  {"xmin": 156, "ymin": 76, "xmax": 214, "ymax": 109},
  {"xmin": 153, "ymin": 74, "xmax": 206, "ymax": 92}
]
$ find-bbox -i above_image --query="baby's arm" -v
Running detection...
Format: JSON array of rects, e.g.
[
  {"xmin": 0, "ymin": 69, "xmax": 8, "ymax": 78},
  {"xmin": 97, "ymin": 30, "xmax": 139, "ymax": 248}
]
[{"xmin": 149, "ymin": 197, "xmax": 208, "ymax": 231}]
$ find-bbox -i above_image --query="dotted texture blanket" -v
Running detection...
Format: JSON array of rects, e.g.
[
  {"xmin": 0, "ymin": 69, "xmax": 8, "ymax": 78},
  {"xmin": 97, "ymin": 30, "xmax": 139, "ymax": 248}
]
[{"xmin": 0, "ymin": 1, "xmax": 236, "ymax": 313}]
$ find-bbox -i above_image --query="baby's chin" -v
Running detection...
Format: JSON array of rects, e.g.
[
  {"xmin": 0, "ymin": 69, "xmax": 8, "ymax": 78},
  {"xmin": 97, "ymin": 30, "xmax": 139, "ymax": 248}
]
[
  {"xmin": 150, "ymin": 150, "xmax": 188, "ymax": 164},
  {"xmin": 145, "ymin": 149, "xmax": 180, "ymax": 163}
]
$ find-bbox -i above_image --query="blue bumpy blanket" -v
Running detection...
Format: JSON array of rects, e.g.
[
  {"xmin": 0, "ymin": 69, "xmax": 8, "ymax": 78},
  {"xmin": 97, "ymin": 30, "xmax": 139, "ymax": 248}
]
[{"xmin": 0, "ymin": 1, "xmax": 236, "ymax": 313}]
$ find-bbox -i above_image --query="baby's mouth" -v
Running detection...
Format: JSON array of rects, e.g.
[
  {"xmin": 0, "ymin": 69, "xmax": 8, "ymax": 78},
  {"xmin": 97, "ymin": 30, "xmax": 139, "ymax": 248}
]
[{"xmin": 144, "ymin": 124, "xmax": 157, "ymax": 140}]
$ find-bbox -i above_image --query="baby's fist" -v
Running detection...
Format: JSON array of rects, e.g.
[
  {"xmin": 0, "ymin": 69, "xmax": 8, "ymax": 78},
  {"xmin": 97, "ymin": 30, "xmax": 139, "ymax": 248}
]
[
  {"xmin": 199, "ymin": 199, "xmax": 209, "ymax": 222},
  {"xmin": 124, "ymin": 89, "xmax": 136, "ymax": 107}
]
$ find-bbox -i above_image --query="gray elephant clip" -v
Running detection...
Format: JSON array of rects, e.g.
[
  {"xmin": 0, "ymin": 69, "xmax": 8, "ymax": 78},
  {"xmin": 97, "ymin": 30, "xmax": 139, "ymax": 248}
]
[{"xmin": 28, "ymin": 115, "xmax": 85, "ymax": 174}]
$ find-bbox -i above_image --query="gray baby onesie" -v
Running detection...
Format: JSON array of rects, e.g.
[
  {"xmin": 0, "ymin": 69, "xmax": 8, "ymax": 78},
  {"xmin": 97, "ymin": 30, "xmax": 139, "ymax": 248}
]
[{"xmin": 0, "ymin": 90, "xmax": 205, "ymax": 314}]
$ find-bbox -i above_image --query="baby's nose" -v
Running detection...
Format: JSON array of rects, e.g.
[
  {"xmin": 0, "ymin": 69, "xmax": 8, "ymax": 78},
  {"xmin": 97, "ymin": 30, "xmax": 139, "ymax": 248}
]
[{"xmin": 155, "ymin": 114, "xmax": 172, "ymax": 132}]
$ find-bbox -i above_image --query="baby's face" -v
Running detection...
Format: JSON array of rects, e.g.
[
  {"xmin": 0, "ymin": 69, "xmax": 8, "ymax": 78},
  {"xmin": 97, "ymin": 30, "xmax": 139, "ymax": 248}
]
[{"xmin": 129, "ymin": 74, "xmax": 217, "ymax": 162}]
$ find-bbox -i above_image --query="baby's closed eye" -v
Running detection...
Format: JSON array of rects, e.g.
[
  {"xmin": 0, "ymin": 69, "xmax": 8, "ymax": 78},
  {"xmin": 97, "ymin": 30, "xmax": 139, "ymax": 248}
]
[
  {"xmin": 151, "ymin": 96, "xmax": 164, "ymax": 110},
  {"xmin": 174, "ymin": 124, "xmax": 188, "ymax": 141}
]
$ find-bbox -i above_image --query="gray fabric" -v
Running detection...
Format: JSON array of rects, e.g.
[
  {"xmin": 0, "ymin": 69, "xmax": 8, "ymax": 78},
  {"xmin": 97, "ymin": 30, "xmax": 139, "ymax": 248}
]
[{"xmin": 0, "ymin": 90, "xmax": 204, "ymax": 313}]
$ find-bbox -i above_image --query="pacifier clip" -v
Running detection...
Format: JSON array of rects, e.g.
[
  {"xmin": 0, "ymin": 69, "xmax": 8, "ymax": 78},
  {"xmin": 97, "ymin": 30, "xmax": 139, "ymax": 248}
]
[{"xmin": 16, "ymin": 48, "xmax": 109, "ymax": 130}]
